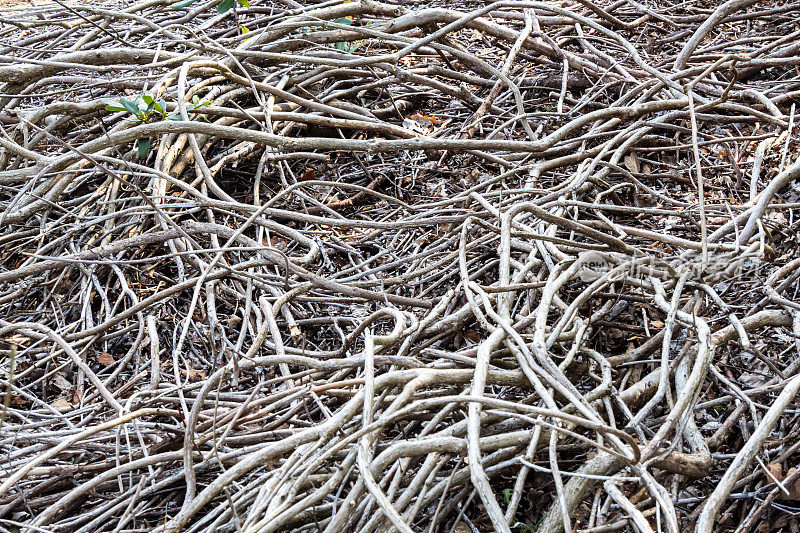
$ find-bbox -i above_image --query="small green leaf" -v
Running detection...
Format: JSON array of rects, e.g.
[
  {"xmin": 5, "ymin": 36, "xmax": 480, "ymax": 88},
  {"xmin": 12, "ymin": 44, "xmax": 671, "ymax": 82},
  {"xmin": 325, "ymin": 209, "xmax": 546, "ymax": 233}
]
[
  {"xmin": 333, "ymin": 16, "xmax": 353, "ymax": 26},
  {"xmin": 170, "ymin": 0, "xmax": 198, "ymax": 8},
  {"xmin": 168, "ymin": 114, "xmax": 184, "ymax": 121},
  {"xmin": 142, "ymin": 95, "xmax": 154, "ymax": 105},
  {"xmin": 236, "ymin": 0, "xmax": 248, "ymax": 6},
  {"xmin": 120, "ymin": 97, "xmax": 140, "ymax": 117},
  {"xmin": 137, "ymin": 138, "xmax": 151, "ymax": 158},
  {"xmin": 101, "ymin": 99, "xmax": 126, "ymax": 112},
  {"xmin": 217, "ymin": 0, "xmax": 233, "ymax": 13},
  {"xmin": 335, "ymin": 41, "xmax": 346, "ymax": 51}
]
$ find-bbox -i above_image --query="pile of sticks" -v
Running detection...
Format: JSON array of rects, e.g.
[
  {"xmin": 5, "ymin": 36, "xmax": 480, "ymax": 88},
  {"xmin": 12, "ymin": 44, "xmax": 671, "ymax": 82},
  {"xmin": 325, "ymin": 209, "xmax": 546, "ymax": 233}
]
[{"xmin": 1, "ymin": 0, "xmax": 800, "ymax": 531}]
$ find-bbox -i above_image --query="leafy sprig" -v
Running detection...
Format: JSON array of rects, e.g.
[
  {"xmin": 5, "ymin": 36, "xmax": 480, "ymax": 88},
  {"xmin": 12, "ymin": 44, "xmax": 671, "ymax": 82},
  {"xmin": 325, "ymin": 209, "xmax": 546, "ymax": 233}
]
[{"xmin": 102, "ymin": 94, "xmax": 210, "ymax": 157}]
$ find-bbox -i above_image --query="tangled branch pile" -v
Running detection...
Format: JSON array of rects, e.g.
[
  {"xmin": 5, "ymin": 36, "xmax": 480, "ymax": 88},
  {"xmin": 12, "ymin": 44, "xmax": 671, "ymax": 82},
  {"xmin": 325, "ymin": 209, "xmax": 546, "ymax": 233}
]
[{"xmin": 2, "ymin": 0, "xmax": 800, "ymax": 531}]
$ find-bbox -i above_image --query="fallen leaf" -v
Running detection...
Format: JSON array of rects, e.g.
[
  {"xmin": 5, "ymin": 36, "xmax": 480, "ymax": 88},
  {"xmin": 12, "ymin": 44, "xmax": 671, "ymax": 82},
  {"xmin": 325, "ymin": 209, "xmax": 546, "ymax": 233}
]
[
  {"xmin": 96, "ymin": 351, "xmax": 115, "ymax": 366},
  {"xmin": 51, "ymin": 398, "xmax": 72, "ymax": 410},
  {"xmin": 781, "ymin": 467, "xmax": 800, "ymax": 501},
  {"xmin": 227, "ymin": 315, "xmax": 242, "ymax": 329},
  {"xmin": 418, "ymin": 113, "xmax": 441, "ymax": 125},
  {"xmin": 182, "ymin": 367, "xmax": 206, "ymax": 382},
  {"xmin": 624, "ymin": 153, "xmax": 640, "ymax": 174},
  {"xmin": 763, "ymin": 463, "xmax": 800, "ymax": 500},
  {"xmin": 403, "ymin": 113, "xmax": 440, "ymax": 135},
  {"xmin": 767, "ymin": 462, "xmax": 783, "ymax": 480},
  {"xmin": 52, "ymin": 373, "xmax": 72, "ymax": 392},
  {"xmin": 10, "ymin": 394, "xmax": 30, "ymax": 408}
]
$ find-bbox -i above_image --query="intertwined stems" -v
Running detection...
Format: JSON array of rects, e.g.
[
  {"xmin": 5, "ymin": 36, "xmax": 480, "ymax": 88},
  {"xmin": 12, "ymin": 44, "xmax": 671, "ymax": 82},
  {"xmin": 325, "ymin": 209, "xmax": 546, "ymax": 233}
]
[{"xmin": 1, "ymin": 0, "xmax": 800, "ymax": 532}]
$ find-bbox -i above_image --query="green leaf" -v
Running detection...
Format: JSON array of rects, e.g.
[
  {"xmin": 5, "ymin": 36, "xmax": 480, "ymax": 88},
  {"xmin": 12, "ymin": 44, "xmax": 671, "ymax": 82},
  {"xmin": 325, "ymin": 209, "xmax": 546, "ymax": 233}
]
[
  {"xmin": 142, "ymin": 95, "xmax": 154, "ymax": 105},
  {"xmin": 236, "ymin": 0, "xmax": 248, "ymax": 6},
  {"xmin": 120, "ymin": 97, "xmax": 141, "ymax": 117},
  {"xmin": 101, "ymin": 99, "xmax": 126, "ymax": 112},
  {"xmin": 216, "ymin": 0, "xmax": 233, "ymax": 13},
  {"xmin": 170, "ymin": 0, "xmax": 198, "ymax": 8},
  {"xmin": 335, "ymin": 41, "xmax": 346, "ymax": 51},
  {"xmin": 137, "ymin": 138, "xmax": 151, "ymax": 158},
  {"xmin": 168, "ymin": 114, "xmax": 184, "ymax": 121},
  {"xmin": 154, "ymin": 99, "xmax": 167, "ymax": 116},
  {"xmin": 333, "ymin": 16, "xmax": 353, "ymax": 25}
]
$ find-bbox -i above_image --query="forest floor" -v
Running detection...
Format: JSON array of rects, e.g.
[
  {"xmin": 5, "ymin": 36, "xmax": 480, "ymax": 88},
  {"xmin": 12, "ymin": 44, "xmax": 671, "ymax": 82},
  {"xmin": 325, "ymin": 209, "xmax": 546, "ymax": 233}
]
[{"xmin": 1, "ymin": 1, "xmax": 800, "ymax": 532}]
